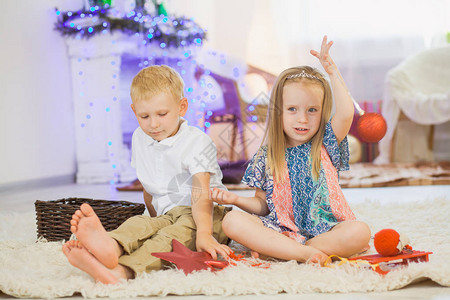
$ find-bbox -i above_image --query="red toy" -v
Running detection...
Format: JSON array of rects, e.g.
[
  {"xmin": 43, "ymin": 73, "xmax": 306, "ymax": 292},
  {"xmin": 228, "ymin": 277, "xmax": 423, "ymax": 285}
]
[
  {"xmin": 348, "ymin": 229, "xmax": 432, "ymax": 275},
  {"xmin": 374, "ymin": 228, "xmax": 410, "ymax": 256},
  {"xmin": 151, "ymin": 239, "xmax": 219, "ymax": 274},
  {"xmin": 353, "ymin": 99, "xmax": 387, "ymax": 143},
  {"xmin": 152, "ymin": 239, "xmax": 269, "ymax": 275}
]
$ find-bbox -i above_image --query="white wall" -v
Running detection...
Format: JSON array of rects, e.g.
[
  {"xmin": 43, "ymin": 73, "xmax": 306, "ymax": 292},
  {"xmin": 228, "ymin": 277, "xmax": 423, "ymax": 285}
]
[
  {"xmin": 167, "ymin": 0, "xmax": 257, "ymax": 60},
  {"xmin": 0, "ymin": 1, "xmax": 75, "ymax": 186}
]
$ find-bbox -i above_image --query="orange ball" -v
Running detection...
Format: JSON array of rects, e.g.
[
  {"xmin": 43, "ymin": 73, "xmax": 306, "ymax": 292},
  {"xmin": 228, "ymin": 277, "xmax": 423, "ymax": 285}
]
[
  {"xmin": 374, "ymin": 229, "xmax": 401, "ymax": 256},
  {"xmin": 357, "ymin": 113, "xmax": 387, "ymax": 143}
]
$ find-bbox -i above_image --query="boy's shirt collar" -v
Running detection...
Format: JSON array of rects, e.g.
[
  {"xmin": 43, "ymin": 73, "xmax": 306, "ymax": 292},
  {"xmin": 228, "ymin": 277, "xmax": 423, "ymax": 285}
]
[{"xmin": 145, "ymin": 118, "xmax": 187, "ymax": 147}]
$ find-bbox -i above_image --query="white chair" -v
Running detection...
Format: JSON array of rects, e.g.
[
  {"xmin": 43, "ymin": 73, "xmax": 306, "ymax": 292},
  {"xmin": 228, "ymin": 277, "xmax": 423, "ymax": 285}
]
[{"xmin": 375, "ymin": 46, "xmax": 450, "ymax": 164}]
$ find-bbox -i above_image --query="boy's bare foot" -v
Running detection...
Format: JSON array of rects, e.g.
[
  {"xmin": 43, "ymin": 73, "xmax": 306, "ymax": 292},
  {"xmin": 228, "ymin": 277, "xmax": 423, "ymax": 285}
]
[
  {"xmin": 62, "ymin": 240, "xmax": 119, "ymax": 284},
  {"xmin": 70, "ymin": 203, "xmax": 120, "ymax": 269}
]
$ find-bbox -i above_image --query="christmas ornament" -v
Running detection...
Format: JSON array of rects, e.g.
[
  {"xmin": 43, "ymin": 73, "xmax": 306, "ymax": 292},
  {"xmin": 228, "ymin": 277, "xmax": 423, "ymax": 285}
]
[
  {"xmin": 353, "ymin": 99, "xmax": 387, "ymax": 143},
  {"xmin": 374, "ymin": 228, "xmax": 410, "ymax": 256},
  {"xmin": 347, "ymin": 134, "xmax": 362, "ymax": 164}
]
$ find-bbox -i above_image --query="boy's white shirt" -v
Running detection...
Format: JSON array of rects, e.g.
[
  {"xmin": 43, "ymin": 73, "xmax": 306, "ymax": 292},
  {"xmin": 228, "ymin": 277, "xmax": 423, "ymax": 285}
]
[{"xmin": 131, "ymin": 118, "xmax": 226, "ymax": 216}]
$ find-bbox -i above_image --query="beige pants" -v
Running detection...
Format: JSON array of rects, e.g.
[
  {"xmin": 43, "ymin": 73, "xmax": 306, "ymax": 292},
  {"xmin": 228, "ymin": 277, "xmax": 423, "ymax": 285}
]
[{"xmin": 108, "ymin": 205, "xmax": 230, "ymax": 274}]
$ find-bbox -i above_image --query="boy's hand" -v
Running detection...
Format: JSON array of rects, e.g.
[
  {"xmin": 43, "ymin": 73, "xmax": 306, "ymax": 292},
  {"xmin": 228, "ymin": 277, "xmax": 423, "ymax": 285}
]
[
  {"xmin": 310, "ymin": 35, "xmax": 337, "ymax": 75},
  {"xmin": 210, "ymin": 188, "xmax": 238, "ymax": 205},
  {"xmin": 196, "ymin": 232, "xmax": 232, "ymax": 260}
]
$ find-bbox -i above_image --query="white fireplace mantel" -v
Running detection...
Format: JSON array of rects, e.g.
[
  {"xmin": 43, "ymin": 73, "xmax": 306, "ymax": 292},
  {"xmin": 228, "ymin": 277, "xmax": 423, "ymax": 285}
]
[{"xmin": 66, "ymin": 33, "xmax": 137, "ymax": 184}]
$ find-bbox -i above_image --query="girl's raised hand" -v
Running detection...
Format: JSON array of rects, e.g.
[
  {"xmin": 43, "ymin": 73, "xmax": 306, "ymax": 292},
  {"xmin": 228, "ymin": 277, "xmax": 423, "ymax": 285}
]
[
  {"xmin": 210, "ymin": 188, "xmax": 238, "ymax": 205},
  {"xmin": 310, "ymin": 35, "xmax": 337, "ymax": 75}
]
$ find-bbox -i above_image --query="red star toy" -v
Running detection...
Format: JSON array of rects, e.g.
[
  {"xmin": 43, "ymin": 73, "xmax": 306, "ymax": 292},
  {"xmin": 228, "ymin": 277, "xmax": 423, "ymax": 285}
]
[{"xmin": 151, "ymin": 239, "xmax": 228, "ymax": 274}]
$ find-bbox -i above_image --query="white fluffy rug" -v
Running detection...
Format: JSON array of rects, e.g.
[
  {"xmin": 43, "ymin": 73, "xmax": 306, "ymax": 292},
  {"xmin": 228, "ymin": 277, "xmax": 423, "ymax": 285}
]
[{"xmin": 1, "ymin": 197, "xmax": 449, "ymax": 298}]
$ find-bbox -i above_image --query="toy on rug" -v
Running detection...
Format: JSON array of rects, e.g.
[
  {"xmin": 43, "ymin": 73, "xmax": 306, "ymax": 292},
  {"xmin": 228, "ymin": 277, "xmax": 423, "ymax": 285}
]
[
  {"xmin": 151, "ymin": 239, "xmax": 217, "ymax": 274},
  {"xmin": 373, "ymin": 228, "xmax": 411, "ymax": 256},
  {"xmin": 352, "ymin": 98, "xmax": 387, "ymax": 143},
  {"xmin": 152, "ymin": 239, "xmax": 270, "ymax": 275},
  {"xmin": 346, "ymin": 229, "xmax": 432, "ymax": 275}
]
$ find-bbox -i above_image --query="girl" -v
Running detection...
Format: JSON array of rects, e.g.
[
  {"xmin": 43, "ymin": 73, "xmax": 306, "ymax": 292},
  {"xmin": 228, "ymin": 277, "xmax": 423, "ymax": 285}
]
[{"xmin": 210, "ymin": 36, "xmax": 370, "ymax": 265}]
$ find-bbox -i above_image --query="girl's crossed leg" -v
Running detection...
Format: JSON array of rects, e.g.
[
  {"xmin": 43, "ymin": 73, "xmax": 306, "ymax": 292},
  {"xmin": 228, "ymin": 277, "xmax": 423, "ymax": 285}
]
[
  {"xmin": 222, "ymin": 210, "xmax": 328, "ymax": 264},
  {"xmin": 306, "ymin": 220, "xmax": 371, "ymax": 257}
]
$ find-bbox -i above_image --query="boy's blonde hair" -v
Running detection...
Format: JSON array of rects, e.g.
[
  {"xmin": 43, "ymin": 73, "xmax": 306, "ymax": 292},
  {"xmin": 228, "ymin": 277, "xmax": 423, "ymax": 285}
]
[
  {"xmin": 261, "ymin": 66, "xmax": 332, "ymax": 182},
  {"xmin": 130, "ymin": 65, "xmax": 185, "ymax": 103}
]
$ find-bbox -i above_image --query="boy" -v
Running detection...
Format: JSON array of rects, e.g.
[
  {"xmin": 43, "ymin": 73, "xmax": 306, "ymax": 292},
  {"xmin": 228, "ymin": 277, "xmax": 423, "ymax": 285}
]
[{"xmin": 62, "ymin": 65, "xmax": 231, "ymax": 284}]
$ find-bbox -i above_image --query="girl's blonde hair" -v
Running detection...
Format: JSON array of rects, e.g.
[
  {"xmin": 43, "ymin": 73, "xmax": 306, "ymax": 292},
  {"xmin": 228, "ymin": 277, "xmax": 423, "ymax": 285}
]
[
  {"xmin": 130, "ymin": 65, "xmax": 184, "ymax": 104},
  {"xmin": 261, "ymin": 66, "xmax": 333, "ymax": 182}
]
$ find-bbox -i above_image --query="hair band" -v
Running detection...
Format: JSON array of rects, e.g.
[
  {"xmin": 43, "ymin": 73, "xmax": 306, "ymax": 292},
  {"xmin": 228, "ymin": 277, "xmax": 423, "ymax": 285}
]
[{"xmin": 286, "ymin": 70, "xmax": 319, "ymax": 80}]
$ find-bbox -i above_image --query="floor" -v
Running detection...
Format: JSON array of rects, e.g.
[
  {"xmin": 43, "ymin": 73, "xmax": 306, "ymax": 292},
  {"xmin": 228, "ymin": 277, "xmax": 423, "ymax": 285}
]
[{"xmin": 1, "ymin": 182, "xmax": 449, "ymax": 299}]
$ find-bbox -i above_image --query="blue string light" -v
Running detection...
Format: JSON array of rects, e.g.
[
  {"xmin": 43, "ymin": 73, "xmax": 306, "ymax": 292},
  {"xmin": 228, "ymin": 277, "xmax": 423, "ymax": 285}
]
[{"xmin": 54, "ymin": 7, "xmax": 207, "ymax": 47}]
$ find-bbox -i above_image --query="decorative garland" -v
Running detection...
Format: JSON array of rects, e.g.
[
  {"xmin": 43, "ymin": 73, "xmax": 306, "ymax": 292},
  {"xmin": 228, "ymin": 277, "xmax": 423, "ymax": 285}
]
[
  {"xmin": 54, "ymin": 4, "xmax": 206, "ymax": 48},
  {"xmin": 54, "ymin": 6, "xmax": 110, "ymax": 37}
]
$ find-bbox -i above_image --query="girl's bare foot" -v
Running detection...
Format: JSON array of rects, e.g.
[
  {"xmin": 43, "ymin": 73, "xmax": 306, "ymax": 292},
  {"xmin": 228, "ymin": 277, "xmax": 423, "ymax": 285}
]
[
  {"xmin": 62, "ymin": 240, "xmax": 119, "ymax": 284},
  {"xmin": 306, "ymin": 249, "xmax": 328, "ymax": 266},
  {"xmin": 70, "ymin": 203, "xmax": 121, "ymax": 268}
]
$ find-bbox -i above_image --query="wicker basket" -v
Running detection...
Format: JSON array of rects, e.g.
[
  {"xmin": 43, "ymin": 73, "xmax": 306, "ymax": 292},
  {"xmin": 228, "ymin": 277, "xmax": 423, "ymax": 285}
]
[{"xmin": 35, "ymin": 197, "xmax": 145, "ymax": 242}]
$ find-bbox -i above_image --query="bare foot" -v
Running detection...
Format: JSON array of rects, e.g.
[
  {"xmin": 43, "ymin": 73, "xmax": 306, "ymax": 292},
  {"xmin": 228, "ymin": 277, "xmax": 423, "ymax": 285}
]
[
  {"xmin": 360, "ymin": 244, "xmax": 370, "ymax": 253},
  {"xmin": 70, "ymin": 203, "xmax": 120, "ymax": 268},
  {"xmin": 250, "ymin": 250, "xmax": 272, "ymax": 261},
  {"xmin": 306, "ymin": 249, "xmax": 329, "ymax": 266},
  {"xmin": 250, "ymin": 250, "xmax": 259, "ymax": 259},
  {"xmin": 62, "ymin": 240, "xmax": 119, "ymax": 284}
]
